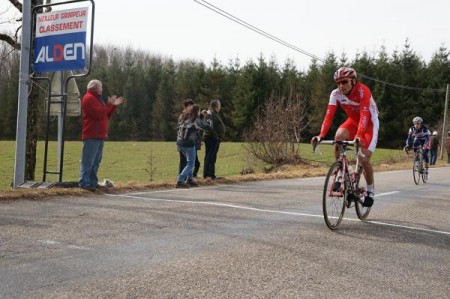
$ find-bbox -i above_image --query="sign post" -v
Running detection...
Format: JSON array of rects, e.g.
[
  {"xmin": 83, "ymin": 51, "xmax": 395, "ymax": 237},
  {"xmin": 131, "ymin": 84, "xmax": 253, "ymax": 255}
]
[
  {"xmin": 440, "ymin": 84, "xmax": 449, "ymax": 160},
  {"xmin": 13, "ymin": 0, "xmax": 32, "ymax": 188},
  {"xmin": 14, "ymin": 1, "xmax": 92, "ymax": 188}
]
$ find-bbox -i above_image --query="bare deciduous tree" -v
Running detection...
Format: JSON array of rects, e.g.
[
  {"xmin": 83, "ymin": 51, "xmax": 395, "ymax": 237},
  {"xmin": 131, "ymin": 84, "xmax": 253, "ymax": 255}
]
[
  {"xmin": 243, "ymin": 93, "xmax": 309, "ymax": 167},
  {"xmin": 0, "ymin": 0, "xmax": 49, "ymax": 181}
]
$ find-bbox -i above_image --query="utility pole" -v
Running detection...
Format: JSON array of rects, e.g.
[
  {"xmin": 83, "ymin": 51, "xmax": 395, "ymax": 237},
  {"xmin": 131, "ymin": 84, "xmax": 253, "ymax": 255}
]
[
  {"xmin": 13, "ymin": 1, "xmax": 32, "ymax": 188},
  {"xmin": 440, "ymin": 84, "xmax": 449, "ymax": 160}
]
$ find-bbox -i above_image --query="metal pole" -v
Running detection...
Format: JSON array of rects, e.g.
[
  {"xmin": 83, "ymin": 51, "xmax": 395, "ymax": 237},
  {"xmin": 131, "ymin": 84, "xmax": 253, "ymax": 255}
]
[
  {"xmin": 13, "ymin": 1, "xmax": 32, "ymax": 188},
  {"xmin": 440, "ymin": 84, "xmax": 449, "ymax": 160},
  {"xmin": 57, "ymin": 71, "xmax": 64, "ymax": 175}
]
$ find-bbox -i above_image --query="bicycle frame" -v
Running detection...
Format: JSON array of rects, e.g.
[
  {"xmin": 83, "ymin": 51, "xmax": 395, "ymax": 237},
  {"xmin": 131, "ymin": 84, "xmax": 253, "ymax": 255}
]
[
  {"xmin": 414, "ymin": 146, "xmax": 423, "ymax": 163},
  {"xmin": 313, "ymin": 139, "xmax": 370, "ymax": 230},
  {"xmin": 320, "ymin": 140, "xmax": 362, "ymax": 197}
]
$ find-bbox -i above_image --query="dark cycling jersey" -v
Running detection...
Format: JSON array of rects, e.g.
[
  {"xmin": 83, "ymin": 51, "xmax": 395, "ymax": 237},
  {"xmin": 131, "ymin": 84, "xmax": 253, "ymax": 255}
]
[{"xmin": 406, "ymin": 125, "xmax": 431, "ymax": 148}]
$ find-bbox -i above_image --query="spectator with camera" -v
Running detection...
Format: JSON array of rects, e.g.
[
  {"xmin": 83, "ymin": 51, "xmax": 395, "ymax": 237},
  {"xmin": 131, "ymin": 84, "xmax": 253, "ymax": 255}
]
[{"xmin": 203, "ymin": 99, "xmax": 225, "ymax": 180}]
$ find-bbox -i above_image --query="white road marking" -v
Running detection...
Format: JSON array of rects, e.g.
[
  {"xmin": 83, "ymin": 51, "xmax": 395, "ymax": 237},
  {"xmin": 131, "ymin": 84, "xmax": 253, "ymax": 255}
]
[
  {"xmin": 37, "ymin": 239, "xmax": 91, "ymax": 250},
  {"xmin": 67, "ymin": 245, "xmax": 91, "ymax": 250},
  {"xmin": 108, "ymin": 192, "xmax": 450, "ymax": 236},
  {"xmin": 37, "ymin": 240, "xmax": 59, "ymax": 245},
  {"xmin": 126, "ymin": 176, "xmax": 324, "ymax": 196},
  {"xmin": 109, "ymin": 194, "xmax": 324, "ymax": 218},
  {"xmin": 376, "ymin": 191, "xmax": 400, "ymax": 197},
  {"xmin": 127, "ymin": 185, "xmax": 218, "ymax": 195}
]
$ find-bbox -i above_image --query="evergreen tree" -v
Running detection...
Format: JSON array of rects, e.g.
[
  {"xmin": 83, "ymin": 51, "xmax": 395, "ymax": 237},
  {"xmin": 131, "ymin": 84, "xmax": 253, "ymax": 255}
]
[
  {"xmin": 151, "ymin": 60, "xmax": 177, "ymax": 141},
  {"xmin": 306, "ymin": 53, "xmax": 339, "ymax": 137},
  {"xmin": 0, "ymin": 45, "xmax": 19, "ymax": 139}
]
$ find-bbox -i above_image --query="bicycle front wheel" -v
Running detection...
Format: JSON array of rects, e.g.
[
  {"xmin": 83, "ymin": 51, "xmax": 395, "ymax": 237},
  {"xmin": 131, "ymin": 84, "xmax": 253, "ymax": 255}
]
[
  {"xmin": 413, "ymin": 159, "xmax": 421, "ymax": 185},
  {"xmin": 323, "ymin": 161, "xmax": 346, "ymax": 230},
  {"xmin": 354, "ymin": 167, "xmax": 370, "ymax": 220},
  {"xmin": 422, "ymin": 165, "xmax": 428, "ymax": 183}
]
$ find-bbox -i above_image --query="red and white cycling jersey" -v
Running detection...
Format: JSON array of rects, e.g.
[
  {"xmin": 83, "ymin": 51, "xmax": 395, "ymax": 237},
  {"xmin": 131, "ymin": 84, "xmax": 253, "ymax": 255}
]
[{"xmin": 319, "ymin": 82, "xmax": 380, "ymax": 151}]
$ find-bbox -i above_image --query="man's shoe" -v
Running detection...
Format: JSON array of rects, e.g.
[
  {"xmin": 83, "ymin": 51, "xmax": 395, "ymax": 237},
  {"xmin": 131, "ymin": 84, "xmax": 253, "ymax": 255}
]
[
  {"xmin": 187, "ymin": 179, "xmax": 199, "ymax": 187},
  {"xmin": 332, "ymin": 181, "xmax": 341, "ymax": 192},
  {"xmin": 332, "ymin": 172, "xmax": 342, "ymax": 192},
  {"xmin": 81, "ymin": 186, "xmax": 97, "ymax": 192},
  {"xmin": 362, "ymin": 192, "xmax": 374, "ymax": 207},
  {"xmin": 96, "ymin": 185, "xmax": 107, "ymax": 192},
  {"xmin": 176, "ymin": 182, "xmax": 190, "ymax": 188},
  {"xmin": 212, "ymin": 176, "xmax": 222, "ymax": 180},
  {"xmin": 346, "ymin": 193, "xmax": 355, "ymax": 208}
]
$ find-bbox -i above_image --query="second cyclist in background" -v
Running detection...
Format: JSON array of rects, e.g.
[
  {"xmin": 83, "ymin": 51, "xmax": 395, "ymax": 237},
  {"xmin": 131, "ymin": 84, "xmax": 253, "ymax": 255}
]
[
  {"xmin": 404, "ymin": 116, "xmax": 431, "ymax": 179},
  {"xmin": 312, "ymin": 67, "xmax": 380, "ymax": 207}
]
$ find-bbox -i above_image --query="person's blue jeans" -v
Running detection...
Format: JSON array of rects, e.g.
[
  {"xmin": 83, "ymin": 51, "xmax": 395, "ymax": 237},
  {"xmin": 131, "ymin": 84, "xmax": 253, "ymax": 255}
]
[
  {"xmin": 79, "ymin": 138, "xmax": 104, "ymax": 188},
  {"xmin": 177, "ymin": 145, "xmax": 196, "ymax": 183},
  {"xmin": 179, "ymin": 150, "xmax": 200, "ymax": 176},
  {"xmin": 430, "ymin": 149, "xmax": 437, "ymax": 165}
]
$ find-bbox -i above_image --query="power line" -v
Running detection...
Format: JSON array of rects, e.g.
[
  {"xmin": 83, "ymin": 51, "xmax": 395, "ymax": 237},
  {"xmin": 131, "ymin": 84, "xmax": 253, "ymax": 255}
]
[
  {"xmin": 195, "ymin": 0, "xmax": 447, "ymax": 93},
  {"xmin": 193, "ymin": 0, "xmax": 323, "ymax": 62},
  {"xmin": 359, "ymin": 74, "xmax": 446, "ymax": 92}
]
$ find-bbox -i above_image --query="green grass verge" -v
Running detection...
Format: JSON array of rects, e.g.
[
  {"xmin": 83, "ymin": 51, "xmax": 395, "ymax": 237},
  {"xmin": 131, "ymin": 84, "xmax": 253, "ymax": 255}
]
[{"xmin": 0, "ymin": 141, "xmax": 404, "ymax": 190}]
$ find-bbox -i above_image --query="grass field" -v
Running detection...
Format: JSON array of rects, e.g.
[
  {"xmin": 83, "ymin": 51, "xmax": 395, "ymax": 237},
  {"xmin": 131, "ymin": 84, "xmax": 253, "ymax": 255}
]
[{"xmin": 0, "ymin": 140, "xmax": 406, "ymax": 190}]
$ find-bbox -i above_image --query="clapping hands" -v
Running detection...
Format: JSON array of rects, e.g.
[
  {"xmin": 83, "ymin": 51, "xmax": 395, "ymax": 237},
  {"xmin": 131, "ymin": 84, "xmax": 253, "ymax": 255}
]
[{"xmin": 108, "ymin": 95, "xmax": 124, "ymax": 106}]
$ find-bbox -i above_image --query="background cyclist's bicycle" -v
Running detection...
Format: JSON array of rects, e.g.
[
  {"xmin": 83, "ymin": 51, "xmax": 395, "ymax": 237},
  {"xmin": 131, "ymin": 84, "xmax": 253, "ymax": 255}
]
[{"xmin": 405, "ymin": 146, "xmax": 428, "ymax": 185}]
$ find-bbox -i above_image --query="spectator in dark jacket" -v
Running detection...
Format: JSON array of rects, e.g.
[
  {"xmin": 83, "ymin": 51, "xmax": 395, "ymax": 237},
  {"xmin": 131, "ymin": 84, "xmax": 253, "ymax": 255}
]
[
  {"xmin": 429, "ymin": 131, "xmax": 440, "ymax": 165},
  {"xmin": 79, "ymin": 79, "xmax": 124, "ymax": 190},
  {"xmin": 446, "ymin": 131, "xmax": 450, "ymax": 163},
  {"xmin": 203, "ymin": 99, "xmax": 225, "ymax": 180}
]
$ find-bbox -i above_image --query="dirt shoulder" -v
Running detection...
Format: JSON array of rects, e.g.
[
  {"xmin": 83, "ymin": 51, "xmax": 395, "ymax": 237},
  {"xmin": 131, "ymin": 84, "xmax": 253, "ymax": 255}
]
[{"xmin": 1, "ymin": 160, "xmax": 447, "ymax": 201}]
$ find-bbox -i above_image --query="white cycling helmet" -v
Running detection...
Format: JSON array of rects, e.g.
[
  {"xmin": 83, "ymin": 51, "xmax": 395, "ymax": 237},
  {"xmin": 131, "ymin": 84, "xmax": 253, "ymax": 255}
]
[
  {"xmin": 412, "ymin": 116, "xmax": 423, "ymax": 123},
  {"xmin": 432, "ymin": 131, "xmax": 438, "ymax": 136},
  {"xmin": 334, "ymin": 67, "xmax": 357, "ymax": 81}
]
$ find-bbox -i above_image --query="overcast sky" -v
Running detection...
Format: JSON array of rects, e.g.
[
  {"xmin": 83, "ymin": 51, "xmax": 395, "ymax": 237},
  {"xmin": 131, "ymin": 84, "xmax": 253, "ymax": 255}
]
[{"xmin": 3, "ymin": 0, "xmax": 450, "ymax": 70}]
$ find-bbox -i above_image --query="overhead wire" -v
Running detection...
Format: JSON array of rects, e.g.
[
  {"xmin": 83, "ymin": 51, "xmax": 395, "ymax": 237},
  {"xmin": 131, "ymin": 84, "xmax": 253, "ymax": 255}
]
[
  {"xmin": 193, "ymin": 0, "xmax": 323, "ymax": 62},
  {"xmin": 194, "ymin": 0, "xmax": 447, "ymax": 93},
  {"xmin": 359, "ymin": 74, "xmax": 446, "ymax": 92}
]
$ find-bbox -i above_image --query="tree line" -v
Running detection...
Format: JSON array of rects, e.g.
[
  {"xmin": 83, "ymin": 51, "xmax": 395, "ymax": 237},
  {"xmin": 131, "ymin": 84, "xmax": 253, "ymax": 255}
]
[{"xmin": 1, "ymin": 41, "xmax": 449, "ymax": 149}]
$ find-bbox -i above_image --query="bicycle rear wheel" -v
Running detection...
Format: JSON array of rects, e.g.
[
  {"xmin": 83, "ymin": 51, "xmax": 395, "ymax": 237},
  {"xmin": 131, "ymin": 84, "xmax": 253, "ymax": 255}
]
[
  {"xmin": 323, "ymin": 161, "xmax": 346, "ymax": 230},
  {"xmin": 413, "ymin": 159, "xmax": 421, "ymax": 185}
]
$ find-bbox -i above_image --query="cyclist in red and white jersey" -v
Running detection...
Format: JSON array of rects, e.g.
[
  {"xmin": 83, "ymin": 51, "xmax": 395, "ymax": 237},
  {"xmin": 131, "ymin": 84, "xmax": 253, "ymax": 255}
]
[{"xmin": 312, "ymin": 67, "xmax": 379, "ymax": 207}]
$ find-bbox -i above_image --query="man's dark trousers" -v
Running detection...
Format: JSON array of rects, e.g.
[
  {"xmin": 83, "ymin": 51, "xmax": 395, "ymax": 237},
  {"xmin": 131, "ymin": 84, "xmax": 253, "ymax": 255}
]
[{"xmin": 203, "ymin": 137, "xmax": 220, "ymax": 178}]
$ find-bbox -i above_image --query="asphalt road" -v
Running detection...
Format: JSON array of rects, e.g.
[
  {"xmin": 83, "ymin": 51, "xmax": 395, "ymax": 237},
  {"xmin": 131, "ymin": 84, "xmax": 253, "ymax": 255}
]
[{"xmin": 1, "ymin": 167, "xmax": 449, "ymax": 298}]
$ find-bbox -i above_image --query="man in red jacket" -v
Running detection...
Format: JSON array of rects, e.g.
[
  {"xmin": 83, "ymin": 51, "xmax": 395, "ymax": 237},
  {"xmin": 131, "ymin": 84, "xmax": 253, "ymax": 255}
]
[{"xmin": 79, "ymin": 79, "xmax": 124, "ymax": 190}]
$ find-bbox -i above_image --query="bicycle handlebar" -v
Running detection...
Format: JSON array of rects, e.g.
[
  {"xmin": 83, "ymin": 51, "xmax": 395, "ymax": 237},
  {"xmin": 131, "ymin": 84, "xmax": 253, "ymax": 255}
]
[
  {"xmin": 312, "ymin": 139, "xmax": 365, "ymax": 157},
  {"xmin": 311, "ymin": 137, "xmax": 358, "ymax": 150},
  {"xmin": 404, "ymin": 145, "xmax": 425, "ymax": 155},
  {"xmin": 319, "ymin": 140, "xmax": 357, "ymax": 146}
]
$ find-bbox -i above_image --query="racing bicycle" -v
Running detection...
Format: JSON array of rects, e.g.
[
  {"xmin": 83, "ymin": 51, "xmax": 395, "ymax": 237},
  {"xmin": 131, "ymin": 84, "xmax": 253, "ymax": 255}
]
[
  {"xmin": 405, "ymin": 146, "xmax": 428, "ymax": 185},
  {"xmin": 313, "ymin": 139, "xmax": 371, "ymax": 230}
]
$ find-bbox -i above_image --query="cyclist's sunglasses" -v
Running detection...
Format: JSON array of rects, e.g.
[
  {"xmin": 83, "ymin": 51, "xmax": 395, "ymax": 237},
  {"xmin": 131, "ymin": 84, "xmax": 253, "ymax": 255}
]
[{"xmin": 336, "ymin": 80, "xmax": 350, "ymax": 86}]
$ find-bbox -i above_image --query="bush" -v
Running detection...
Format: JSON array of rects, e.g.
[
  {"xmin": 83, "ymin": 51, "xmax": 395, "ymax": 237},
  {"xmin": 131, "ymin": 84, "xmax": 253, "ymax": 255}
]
[{"xmin": 243, "ymin": 94, "xmax": 309, "ymax": 166}]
